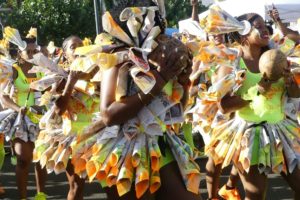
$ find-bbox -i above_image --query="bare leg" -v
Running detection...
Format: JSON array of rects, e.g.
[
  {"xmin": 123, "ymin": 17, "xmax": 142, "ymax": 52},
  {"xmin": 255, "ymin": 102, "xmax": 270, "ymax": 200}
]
[
  {"xmin": 35, "ymin": 162, "xmax": 47, "ymax": 193},
  {"xmin": 226, "ymin": 166, "xmax": 240, "ymax": 189},
  {"xmin": 237, "ymin": 165, "xmax": 267, "ymax": 200},
  {"xmin": 66, "ymin": 161, "xmax": 85, "ymax": 200},
  {"xmin": 156, "ymin": 161, "xmax": 202, "ymax": 200},
  {"xmin": 281, "ymin": 167, "xmax": 300, "ymax": 200},
  {"xmin": 206, "ymin": 156, "xmax": 222, "ymax": 199},
  {"xmin": 13, "ymin": 138, "xmax": 34, "ymax": 199}
]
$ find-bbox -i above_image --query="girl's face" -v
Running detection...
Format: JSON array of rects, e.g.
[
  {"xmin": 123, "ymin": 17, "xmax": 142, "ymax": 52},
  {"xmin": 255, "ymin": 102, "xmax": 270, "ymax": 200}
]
[
  {"xmin": 208, "ymin": 34, "xmax": 225, "ymax": 45},
  {"xmin": 64, "ymin": 37, "xmax": 83, "ymax": 63},
  {"xmin": 247, "ymin": 16, "xmax": 270, "ymax": 47},
  {"xmin": 20, "ymin": 43, "xmax": 39, "ymax": 60}
]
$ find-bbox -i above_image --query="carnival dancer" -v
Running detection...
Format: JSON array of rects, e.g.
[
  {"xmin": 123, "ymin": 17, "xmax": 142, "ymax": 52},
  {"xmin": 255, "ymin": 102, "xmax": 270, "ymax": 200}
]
[
  {"xmin": 72, "ymin": 0, "xmax": 202, "ymax": 199},
  {"xmin": 205, "ymin": 13, "xmax": 300, "ymax": 200},
  {"xmin": 0, "ymin": 27, "xmax": 47, "ymax": 200},
  {"xmin": 32, "ymin": 35, "xmax": 99, "ymax": 200},
  {"xmin": 189, "ymin": 2, "xmax": 241, "ymax": 199}
]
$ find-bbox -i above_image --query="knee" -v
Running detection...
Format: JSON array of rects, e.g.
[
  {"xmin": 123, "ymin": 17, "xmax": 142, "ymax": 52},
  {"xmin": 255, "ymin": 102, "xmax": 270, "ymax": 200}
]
[
  {"xmin": 244, "ymin": 185, "xmax": 266, "ymax": 200},
  {"xmin": 69, "ymin": 178, "xmax": 84, "ymax": 193},
  {"xmin": 205, "ymin": 158, "xmax": 221, "ymax": 175},
  {"xmin": 16, "ymin": 156, "xmax": 32, "ymax": 168}
]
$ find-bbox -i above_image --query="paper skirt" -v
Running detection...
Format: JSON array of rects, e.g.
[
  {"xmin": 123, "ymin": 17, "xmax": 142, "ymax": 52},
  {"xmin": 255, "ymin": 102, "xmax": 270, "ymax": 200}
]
[
  {"xmin": 205, "ymin": 115, "xmax": 300, "ymax": 175},
  {"xmin": 0, "ymin": 109, "xmax": 39, "ymax": 142},
  {"xmin": 33, "ymin": 127, "xmax": 201, "ymax": 198}
]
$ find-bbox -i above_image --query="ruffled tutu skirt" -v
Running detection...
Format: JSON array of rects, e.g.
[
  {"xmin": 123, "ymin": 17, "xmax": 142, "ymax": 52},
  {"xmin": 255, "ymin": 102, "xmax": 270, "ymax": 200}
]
[
  {"xmin": 206, "ymin": 115, "xmax": 300, "ymax": 175},
  {"xmin": 71, "ymin": 127, "xmax": 201, "ymax": 198},
  {"xmin": 0, "ymin": 109, "xmax": 39, "ymax": 142},
  {"xmin": 33, "ymin": 117, "xmax": 201, "ymax": 198}
]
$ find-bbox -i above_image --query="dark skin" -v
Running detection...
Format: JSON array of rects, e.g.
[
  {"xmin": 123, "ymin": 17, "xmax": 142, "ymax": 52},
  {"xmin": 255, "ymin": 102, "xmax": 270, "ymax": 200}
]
[
  {"xmin": 53, "ymin": 37, "xmax": 99, "ymax": 116},
  {"xmin": 218, "ymin": 16, "xmax": 270, "ymax": 114},
  {"xmin": 218, "ymin": 15, "xmax": 300, "ymax": 200},
  {"xmin": 269, "ymin": 7, "xmax": 300, "ymax": 43},
  {"xmin": 101, "ymin": 44, "xmax": 192, "ymax": 126},
  {"xmin": 0, "ymin": 43, "xmax": 40, "ymax": 114},
  {"xmin": 190, "ymin": 0, "xmax": 199, "ymax": 22},
  {"xmin": 101, "ymin": 35, "xmax": 201, "ymax": 200},
  {"xmin": 0, "ymin": 42, "xmax": 47, "ymax": 199},
  {"xmin": 52, "ymin": 36, "xmax": 99, "ymax": 200}
]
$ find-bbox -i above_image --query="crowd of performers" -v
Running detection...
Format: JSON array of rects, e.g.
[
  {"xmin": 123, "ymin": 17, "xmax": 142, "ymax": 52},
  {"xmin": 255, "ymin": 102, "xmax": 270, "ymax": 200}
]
[{"xmin": 0, "ymin": 0, "xmax": 300, "ymax": 199}]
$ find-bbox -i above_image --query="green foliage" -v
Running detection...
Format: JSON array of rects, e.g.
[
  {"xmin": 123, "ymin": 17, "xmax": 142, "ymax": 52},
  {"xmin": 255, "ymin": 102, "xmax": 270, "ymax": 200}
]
[
  {"xmin": 2, "ymin": 0, "xmax": 96, "ymax": 46},
  {"xmin": 165, "ymin": 0, "xmax": 206, "ymax": 28}
]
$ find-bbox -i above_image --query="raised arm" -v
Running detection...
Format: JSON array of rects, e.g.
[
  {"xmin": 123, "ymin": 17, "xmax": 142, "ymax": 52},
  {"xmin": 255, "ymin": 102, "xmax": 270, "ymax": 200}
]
[
  {"xmin": 269, "ymin": 8, "xmax": 300, "ymax": 43},
  {"xmin": 54, "ymin": 67, "xmax": 99, "ymax": 115},
  {"xmin": 191, "ymin": 0, "xmax": 199, "ymax": 22}
]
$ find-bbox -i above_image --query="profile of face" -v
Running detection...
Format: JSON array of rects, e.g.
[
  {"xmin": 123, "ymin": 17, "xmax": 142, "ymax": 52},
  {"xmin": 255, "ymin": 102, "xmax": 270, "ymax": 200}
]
[
  {"xmin": 20, "ymin": 42, "xmax": 39, "ymax": 60},
  {"xmin": 208, "ymin": 34, "xmax": 225, "ymax": 45},
  {"xmin": 63, "ymin": 37, "xmax": 83, "ymax": 63},
  {"xmin": 245, "ymin": 16, "xmax": 270, "ymax": 47}
]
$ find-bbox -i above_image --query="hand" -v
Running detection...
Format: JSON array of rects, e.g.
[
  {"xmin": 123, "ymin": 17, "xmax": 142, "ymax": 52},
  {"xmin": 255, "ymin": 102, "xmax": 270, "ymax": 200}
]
[
  {"xmin": 268, "ymin": 7, "xmax": 280, "ymax": 22},
  {"xmin": 257, "ymin": 74, "xmax": 273, "ymax": 94},
  {"xmin": 190, "ymin": 0, "xmax": 198, "ymax": 6},
  {"xmin": 83, "ymin": 120, "xmax": 105, "ymax": 135},
  {"xmin": 69, "ymin": 67, "xmax": 99, "ymax": 81}
]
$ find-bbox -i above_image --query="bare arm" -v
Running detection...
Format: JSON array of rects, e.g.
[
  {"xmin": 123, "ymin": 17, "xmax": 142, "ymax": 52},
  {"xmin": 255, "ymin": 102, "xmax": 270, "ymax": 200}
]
[
  {"xmin": 100, "ymin": 64, "xmax": 166, "ymax": 126},
  {"xmin": 216, "ymin": 66, "xmax": 250, "ymax": 114},
  {"xmin": 191, "ymin": 0, "xmax": 199, "ymax": 22},
  {"xmin": 270, "ymin": 8, "xmax": 300, "ymax": 43},
  {"xmin": 54, "ymin": 67, "xmax": 99, "ymax": 115}
]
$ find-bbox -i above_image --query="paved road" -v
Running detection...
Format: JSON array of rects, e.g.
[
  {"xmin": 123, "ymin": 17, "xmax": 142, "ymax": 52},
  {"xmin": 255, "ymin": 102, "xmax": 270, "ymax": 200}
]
[{"xmin": 0, "ymin": 150, "xmax": 294, "ymax": 200}]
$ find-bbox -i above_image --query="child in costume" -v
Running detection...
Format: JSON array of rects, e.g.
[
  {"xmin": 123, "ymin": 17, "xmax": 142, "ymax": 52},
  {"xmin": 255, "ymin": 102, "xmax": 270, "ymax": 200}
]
[
  {"xmin": 187, "ymin": 3, "xmax": 241, "ymax": 198},
  {"xmin": 73, "ymin": 0, "xmax": 202, "ymax": 199},
  {"xmin": 0, "ymin": 27, "xmax": 47, "ymax": 200},
  {"xmin": 32, "ymin": 35, "xmax": 100, "ymax": 200},
  {"xmin": 205, "ymin": 13, "xmax": 300, "ymax": 199}
]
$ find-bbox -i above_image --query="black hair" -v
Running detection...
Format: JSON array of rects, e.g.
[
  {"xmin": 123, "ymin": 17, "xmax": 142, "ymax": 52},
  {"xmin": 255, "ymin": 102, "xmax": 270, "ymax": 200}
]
[
  {"xmin": 228, "ymin": 13, "xmax": 261, "ymax": 44},
  {"xmin": 228, "ymin": 13, "xmax": 269, "ymax": 53},
  {"xmin": 62, "ymin": 35, "xmax": 81, "ymax": 52},
  {"xmin": 23, "ymin": 37, "xmax": 37, "ymax": 45},
  {"xmin": 265, "ymin": 20, "xmax": 274, "ymax": 35},
  {"xmin": 106, "ymin": 0, "xmax": 166, "ymax": 45}
]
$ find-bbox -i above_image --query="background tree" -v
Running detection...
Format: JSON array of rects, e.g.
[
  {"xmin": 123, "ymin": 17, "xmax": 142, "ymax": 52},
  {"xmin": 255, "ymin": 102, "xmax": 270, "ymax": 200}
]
[
  {"xmin": 1, "ymin": 0, "xmax": 95, "ymax": 45},
  {"xmin": 0, "ymin": 0, "xmax": 206, "ymax": 46}
]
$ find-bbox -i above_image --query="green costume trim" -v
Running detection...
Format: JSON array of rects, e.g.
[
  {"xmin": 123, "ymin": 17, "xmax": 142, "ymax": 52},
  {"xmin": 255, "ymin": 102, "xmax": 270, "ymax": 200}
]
[{"xmin": 236, "ymin": 59, "xmax": 285, "ymax": 123}]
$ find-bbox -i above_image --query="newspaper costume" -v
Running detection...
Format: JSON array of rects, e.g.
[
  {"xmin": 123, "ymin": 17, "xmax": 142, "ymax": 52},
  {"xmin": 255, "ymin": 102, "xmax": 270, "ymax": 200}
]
[
  {"xmin": 32, "ymin": 1, "xmax": 201, "ymax": 198},
  {"xmin": 193, "ymin": 5, "xmax": 300, "ymax": 175},
  {"xmin": 31, "ymin": 49, "xmax": 100, "ymax": 175},
  {"xmin": 0, "ymin": 27, "xmax": 42, "ymax": 143}
]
